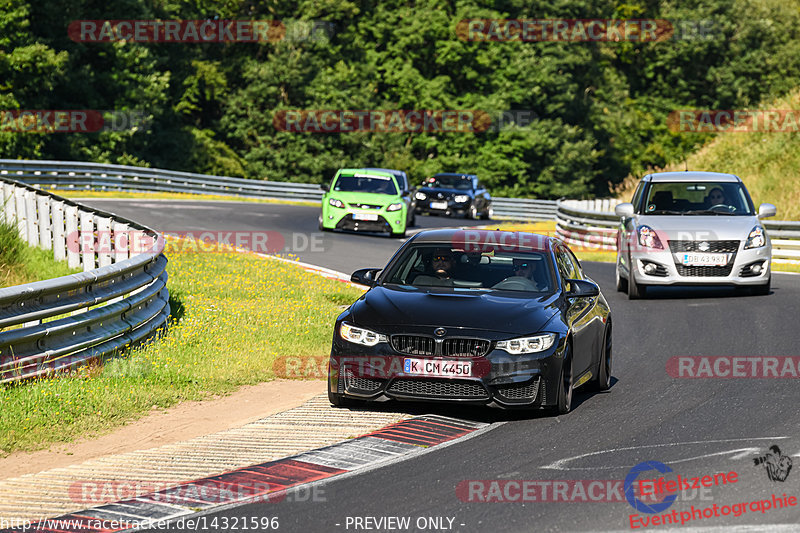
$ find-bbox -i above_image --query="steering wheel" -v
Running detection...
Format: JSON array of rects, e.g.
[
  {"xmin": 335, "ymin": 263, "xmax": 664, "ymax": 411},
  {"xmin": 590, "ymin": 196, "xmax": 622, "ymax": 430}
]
[
  {"xmin": 492, "ymin": 277, "xmax": 538, "ymax": 291},
  {"xmin": 709, "ymin": 204, "xmax": 736, "ymax": 213}
]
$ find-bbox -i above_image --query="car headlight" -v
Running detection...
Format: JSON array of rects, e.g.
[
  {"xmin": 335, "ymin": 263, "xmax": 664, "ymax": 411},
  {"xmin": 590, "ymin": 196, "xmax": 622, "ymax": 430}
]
[
  {"xmin": 637, "ymin": 225, "xmax": 663, "ymax": 249},
  {"xmin": 496, "ymin": 333, "xmax": 556, "ymax": 354},
  {"xmin": 339, "ymin": 323, "xmax": 387, "ymax": 346},
  {"xmin": 744, "ymin": 225, "xmax": 766, "ymax": 249},
  {"xmin": 329, "ymin": 198, "xmax": 344, "ymax": 208},
  {"xmin": 415, "ymin": 192, "xmax": 427, "ymax": 201},
  {"xmin": 386, "ymin": 202, "xmax": 403, "ymax": 212},
  {"xmin": 454, "ymin": 195, "xmax": 470, "ymax": 203}
]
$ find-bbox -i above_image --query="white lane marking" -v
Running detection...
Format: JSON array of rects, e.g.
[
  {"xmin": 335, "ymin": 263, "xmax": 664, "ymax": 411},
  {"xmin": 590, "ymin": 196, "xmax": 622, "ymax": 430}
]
[
  {"xmin": 540, "ymin": 437, "xmax": 790, "ymax": 471},
  {"xmin": 729, "ymin": 448, "xmax": 762, "ymax": 460}
]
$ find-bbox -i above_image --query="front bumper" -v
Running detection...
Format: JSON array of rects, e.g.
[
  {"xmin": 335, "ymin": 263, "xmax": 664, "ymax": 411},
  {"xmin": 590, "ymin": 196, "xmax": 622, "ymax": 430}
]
[
  {"xmin": 321, "ymin": 208, "xmax": 406, "ymax": 233},
  {"xmin": 415, "ymin": 198, "xmax": 472, "ymax": 216},
  {"xmin": 328, "ymin": 337, "xmax": 565, "ymax": 409},
  {"xmin": 629, "ymin": 245, "xmax": 772, "ymax": 286}
]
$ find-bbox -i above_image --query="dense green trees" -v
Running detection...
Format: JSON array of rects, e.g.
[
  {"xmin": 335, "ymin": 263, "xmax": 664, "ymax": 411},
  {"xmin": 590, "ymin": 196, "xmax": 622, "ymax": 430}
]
[{"xmin": 1, "ymin": 0, "xmax": 798, "ymax": 198}]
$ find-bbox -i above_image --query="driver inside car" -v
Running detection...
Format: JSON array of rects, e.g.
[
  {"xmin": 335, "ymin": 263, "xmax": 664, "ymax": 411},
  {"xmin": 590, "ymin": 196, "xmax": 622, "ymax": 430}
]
[
  {"xmin": 412, "ymin": 248, "xmax": 456, "ymax": 287},
  {"xmin": 495, "ymin": 257, "xmax": 544, "ymax": 291},
  {"xmin": 706, "ymin": 187, "xmax": 729, "ymax": 207}
]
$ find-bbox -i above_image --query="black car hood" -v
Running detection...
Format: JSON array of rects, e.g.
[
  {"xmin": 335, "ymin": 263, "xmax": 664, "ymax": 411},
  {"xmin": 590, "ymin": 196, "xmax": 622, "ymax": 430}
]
[
  {"xmin": 418, "ymin": 187, "xmax": 473, "ymax": 196},
  {"xmin": 350, "ymin": 286, "xmax": 559, "ymax": 334}
]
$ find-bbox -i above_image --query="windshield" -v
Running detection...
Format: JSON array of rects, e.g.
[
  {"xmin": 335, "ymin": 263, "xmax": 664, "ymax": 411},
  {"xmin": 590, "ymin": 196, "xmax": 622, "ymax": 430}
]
[
  {"xmin": 427, "ymin": 175, "xmax": 473, "ymax": 190},
  {"xmin": 383, "ymin": 244, "xmax": 554, "ymax": 293},
  {"xmin": 334, "ymin": 174, "xmax": 398, "ymax": 195},
  {"xmin": 640, "ymin": 182, "xmax": 754, "ymax": 215}
]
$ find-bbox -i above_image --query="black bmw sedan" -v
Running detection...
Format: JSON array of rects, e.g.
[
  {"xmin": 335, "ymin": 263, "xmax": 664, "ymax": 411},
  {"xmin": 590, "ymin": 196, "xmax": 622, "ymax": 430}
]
[
  {"xmin": 327, "ymin": 229, "xmax": 612, "ymax": 415},
  {"xmin": 414, "ymin": 173, "xmax": 492, "ymax": 219}
]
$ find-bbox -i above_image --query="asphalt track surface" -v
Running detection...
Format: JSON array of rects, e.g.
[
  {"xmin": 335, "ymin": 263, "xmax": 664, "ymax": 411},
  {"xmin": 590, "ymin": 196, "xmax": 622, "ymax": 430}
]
[{"xmin": 84, "ymin": 200, "xmax": 800, "ymax": 532}]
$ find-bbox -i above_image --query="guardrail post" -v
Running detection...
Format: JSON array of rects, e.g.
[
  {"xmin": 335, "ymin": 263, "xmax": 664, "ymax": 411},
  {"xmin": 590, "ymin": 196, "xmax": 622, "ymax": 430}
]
[
  {"xmin": 80, "ymin": 211, "xmax": 95, "ymax": 271},
  {"xmin": 24, "ymin": 191, "xmax": 38, "ymax": 247},
  {"xmin": 65, "ymin": 205, "xmax": 80, "ymax": 269},
  {"xmin": 37, "ymin": 195, "xmax": 52, "ymax": 250},
  {"xmin": 13, "ymin": 187, "xmax": 26, "ymax": 240},
  {"xmin": 112, "ymin": 222, "xmax": 130, "ymax": 263},
  {"xmin": 52, "ymin": 201, "xmax": 66, "ymax": 262},
  {"xmin": 97, "ymin": 217, "xmax": 112, "ymax": 267},
  {"xmin": 2, "ymin": 182, "xmax": 14, "ymax": 225}
]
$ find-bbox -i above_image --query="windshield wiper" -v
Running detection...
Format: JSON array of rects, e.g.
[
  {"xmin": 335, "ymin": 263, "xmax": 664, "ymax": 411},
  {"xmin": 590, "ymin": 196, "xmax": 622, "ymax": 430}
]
[
  {"xmin": 683, "ymin": 210, "xmax": 731, "ymax": 216},
  {"xmin": 646, "ymin": 209, "xmax": 684, "ymax": 215}
]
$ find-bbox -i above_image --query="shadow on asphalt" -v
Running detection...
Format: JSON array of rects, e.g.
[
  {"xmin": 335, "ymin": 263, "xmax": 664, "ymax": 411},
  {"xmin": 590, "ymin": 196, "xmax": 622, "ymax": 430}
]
[{"xmin": 636, "ymin": 285, "xmax": 773, "ymax": 300}]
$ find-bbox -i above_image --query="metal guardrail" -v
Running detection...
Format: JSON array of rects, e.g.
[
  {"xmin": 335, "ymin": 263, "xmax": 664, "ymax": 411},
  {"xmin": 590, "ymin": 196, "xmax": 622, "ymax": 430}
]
[
  {"xmin": 0, "ymin": 176, "xmax": 170, "ymax": 383},
  {"xmin": 490, "ymin": 197, "xmax": 557, "ymax": 220},
  {"xmin": 555, "ymin": 199, "xmax": 800, "ymax": 264},
  {"xmin": 0, "ymin": 159, "xmax": 557, "ymax": 220}
]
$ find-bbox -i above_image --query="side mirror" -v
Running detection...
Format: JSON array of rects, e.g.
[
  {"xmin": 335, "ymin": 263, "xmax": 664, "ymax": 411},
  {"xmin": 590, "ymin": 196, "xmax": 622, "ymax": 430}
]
[
  {"xmin": 758, "ymin": 203, "xmax": 776, "ymax": 218},
  {"xmin": 351, "ymin": 268, "xmax": 381, "ymax": 287},
  {"xmin": 565, "ymin": 279, "xmax": 600, "ymax": 298},
  {"xmin": 615, "ymin": 202, "xmax": 634, "ymax": 217},
  {"xmin": 320, "ymin": 183, "xmax": 330, "ymax": 192}
]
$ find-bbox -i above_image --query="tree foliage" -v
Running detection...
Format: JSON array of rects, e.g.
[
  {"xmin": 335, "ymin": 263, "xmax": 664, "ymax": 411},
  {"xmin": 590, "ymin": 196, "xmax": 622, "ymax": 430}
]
[{"xmin": 1, "ymin": 0, "xmax": 799, "ymax": 198}]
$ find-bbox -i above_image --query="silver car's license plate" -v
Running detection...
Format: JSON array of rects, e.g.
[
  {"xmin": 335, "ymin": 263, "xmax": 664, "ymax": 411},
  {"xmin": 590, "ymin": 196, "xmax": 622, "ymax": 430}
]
[{"xmin": 682, "ymin": 253, "xmax": 727, "ymax": 266}]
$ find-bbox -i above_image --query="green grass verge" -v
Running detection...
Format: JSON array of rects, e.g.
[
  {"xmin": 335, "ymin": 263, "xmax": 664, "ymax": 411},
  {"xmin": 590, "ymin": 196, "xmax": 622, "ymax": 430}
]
[
  {"xmin": 0, "ymin": 239, "xmax": 363, "ymax": 455},
  {"xmin": 54, "ymin": 189, "xmax": 319, "ymax": 207},
  {"xmin": 0, "ymin": 221, "xmax": 80, "ymax": 287}
]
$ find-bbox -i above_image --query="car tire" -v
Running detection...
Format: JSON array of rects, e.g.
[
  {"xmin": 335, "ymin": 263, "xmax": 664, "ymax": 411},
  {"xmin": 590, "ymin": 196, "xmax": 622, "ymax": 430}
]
[
  {"xmin": 483, "ymin": 206, "xmax": 493, "ymax": 220},
  {"xmin": 328, "ymin": 389, "xmax": 360, "ymax": 408},
  {"xmin": 589, "ymin": 323, "xmax": 612, "ymax": 392},
  {"xmin": 318, "ymin": 216, "xmax": 330, "ymax": 232},
  {"xmin": 615, "ymin": 260, "xmax": 628, "ymax": 293},
  {"xmin": 409, "ymin": 211, "xmax": 416, "ymax": 227},
  {"xmin": 390, "ymin": 228, "xmax": 406, "ymax": 238},
  {"xmin": 628, "ymin": 277, "xmax": 646, "ymax": 300},
  {"xmin": 627, "ymin": 261, "xmax": 646, "ymax": 299},
  {"xmin": 752, "ymin": 276, "xmax": 771, "ymax": 296},
  {"xmin": 553, "ymin": 343, "xmax": 573, "ymax": 415}
]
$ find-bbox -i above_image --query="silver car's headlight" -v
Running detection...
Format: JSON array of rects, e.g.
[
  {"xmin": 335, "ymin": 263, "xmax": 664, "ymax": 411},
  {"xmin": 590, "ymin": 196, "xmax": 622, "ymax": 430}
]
[
  {"xmin": 637, "ymin": 225, "xmax": 663, "ymax": 249},
  {"xmin": 386, "ymin": 202, "xmax": 403, "ymax": 212},
  {"xmin": 496, "ymin": 333, "xmax": 556, "ymax": 354},
  {"xmin": 454, "ymin": 195, "xmax": 470, "ymax": 203},
  {"xmin": 744, "ymin": 225, "xmax": 766, "ymax": 249},
  {"xmin": 415, "ymin": 192, "xmax": 427, "ymax": 200},
  {"xmin": 339, "ymin": 323, "xmax": 387, "ymax": 346}
]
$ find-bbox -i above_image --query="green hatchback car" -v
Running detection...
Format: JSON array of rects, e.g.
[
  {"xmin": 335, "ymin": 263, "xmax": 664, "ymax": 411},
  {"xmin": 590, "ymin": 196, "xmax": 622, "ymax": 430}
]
[{"xmin": 319, "ymin": 168, "xmax": 414, "ymax": 237}]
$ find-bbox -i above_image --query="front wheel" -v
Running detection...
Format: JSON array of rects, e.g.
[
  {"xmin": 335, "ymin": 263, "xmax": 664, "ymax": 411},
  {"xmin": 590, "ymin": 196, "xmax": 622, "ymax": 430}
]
[
  {"xmin": 627, "ymin": 262, "xmax": 646, "ymax": 300},
  {"xmin": 469, "ymin": 205, "xmax": 478, "ymax": 219},
  {"xmin": 318, "ymin": 216, "xmax": 331, "ymax": 232},
  {"xmin": 615, "ymin": 260, "xmax": 628, "ymax": 293},
  {"xmin": 589, "ymin": 323, "xmax": 612, "ymax": 391},
  {"xmin": 328, "ymin": 390, "xmax": 361, "ymax": 408},
  {"xmin": 751, "ymin": 276, "xmax": 771, "ymax": 296},
  {"xmin": 390, "ymin": 227, "xmax": 406, "ymax": 238},
  {"xmin": 553, "ymin": 343, "xmax": 573, "ymax": 415}
]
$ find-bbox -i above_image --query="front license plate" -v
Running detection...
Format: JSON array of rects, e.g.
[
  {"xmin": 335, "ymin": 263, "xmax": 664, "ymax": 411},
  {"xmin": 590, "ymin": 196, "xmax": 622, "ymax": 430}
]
[
  {"xmin": 682, "ymin": 253, "xmax": 727, "ymax": 266},
  {"xmin": 403, "ymin": 358, "xmax": 472, "ymax": 377},
  {"xmin": 430, "ymin": 201, "xmax": 447, "ymax": 210},
  {"xmin": 353, "ymin": 213, "xmax": 378, "ymax": 221}
]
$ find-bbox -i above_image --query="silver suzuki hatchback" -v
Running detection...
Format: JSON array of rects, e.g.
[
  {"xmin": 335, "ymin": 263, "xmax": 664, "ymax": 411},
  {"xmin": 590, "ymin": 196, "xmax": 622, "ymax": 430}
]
[{"xmin": 615, "ymin": 171, "xmax": 775, "ymax": 299}]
